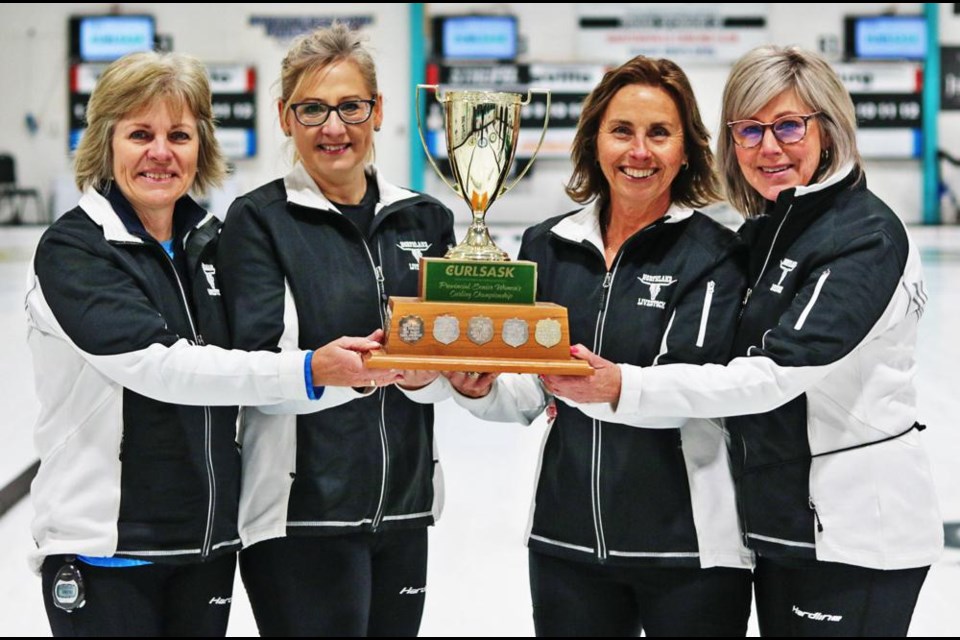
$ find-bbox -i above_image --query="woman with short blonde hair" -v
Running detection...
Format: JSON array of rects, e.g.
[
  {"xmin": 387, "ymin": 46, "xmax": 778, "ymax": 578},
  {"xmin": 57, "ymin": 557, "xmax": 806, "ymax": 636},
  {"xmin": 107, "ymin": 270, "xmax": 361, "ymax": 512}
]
[
  {"xmin": 28, "ymin": 49, "xmax": 387, "ymax": 637},
  {"xmin": 74, "ymin": 51, "xmax": 226, "ymax": 195}
]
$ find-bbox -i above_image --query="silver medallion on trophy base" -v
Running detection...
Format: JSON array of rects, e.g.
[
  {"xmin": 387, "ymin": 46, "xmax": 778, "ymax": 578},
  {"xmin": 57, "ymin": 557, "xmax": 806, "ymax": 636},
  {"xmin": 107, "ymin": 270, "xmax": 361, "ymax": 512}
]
[
  {"xmin": 467, "ymin": 316, "xmax": 494, "ymax": 345},
  {"xmin": 535, "ymin": 319, "xmax": 562, "ymax": 348},
  {"xmin": 432, "ymin": 315, "xmax": 460, "ymax": 345},
  {"xmin": 398, "ymin": 315, "xmax": 425, "ymax": 344},
  {"xmin": 502, "ymin": 318, "xmax": 529, "ymax": 348}
]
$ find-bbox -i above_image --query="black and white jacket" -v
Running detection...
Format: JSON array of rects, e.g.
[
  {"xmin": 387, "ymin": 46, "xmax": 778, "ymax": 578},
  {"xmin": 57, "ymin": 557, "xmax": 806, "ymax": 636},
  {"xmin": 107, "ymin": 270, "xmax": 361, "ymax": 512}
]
[
  {"xmin": 445, "ymin": 202, "xmax": 753, "ymax": 569},
  {"xmin": 26, "ymin": 189, "xmax": 315, "ymax": 573},
  {"xmin": 612, "ymin": 165, "xmax": 943, "ymax": 570},
  {"xmin": 217, "ymin": 164, "xmax": 456, "ymax": 547}
]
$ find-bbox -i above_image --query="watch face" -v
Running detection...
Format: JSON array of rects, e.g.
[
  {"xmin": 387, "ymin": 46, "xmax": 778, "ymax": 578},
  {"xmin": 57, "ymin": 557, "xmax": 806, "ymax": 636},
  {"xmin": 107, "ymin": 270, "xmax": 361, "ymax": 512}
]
[{"xmin": 52, "ymin": 562, "xmax": 85, "ymax": 612}]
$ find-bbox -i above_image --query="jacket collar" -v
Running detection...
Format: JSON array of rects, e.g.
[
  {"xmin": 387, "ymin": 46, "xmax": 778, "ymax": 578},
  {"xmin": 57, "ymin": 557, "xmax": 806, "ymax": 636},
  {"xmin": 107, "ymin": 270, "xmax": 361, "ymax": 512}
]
[
  {"xmin": 778, "ymin": 161, "xmax": 857, "ymax": 203},
  {"xmin": 79, "ymin": 188, "xmax": 141, "ymax": 243},
  {"xmin": 745, "ymin": 163, "xmax": 861, "ymax": 280},
  {"xmin": 550, "ymin": 199, "xmax": 694, "ymax": 254},
  {"xmin": 283, "ymin": 163, "xmax": 419, "ymax": 214},
  {"xmin": 78, "ymin": 186, "xmax": 215, "ymax": 246}
]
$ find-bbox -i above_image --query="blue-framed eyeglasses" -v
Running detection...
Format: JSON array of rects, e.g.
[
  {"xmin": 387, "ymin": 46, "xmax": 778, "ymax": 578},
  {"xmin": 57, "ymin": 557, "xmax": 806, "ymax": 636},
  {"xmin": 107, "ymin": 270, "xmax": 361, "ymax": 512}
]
[
  {"xmin": 727, "ymin": 112, "xmax": 820, "ymax": 149},
  {"xmin": 289, "ymin": 99, "xmax": 377, "ymax": 127}
]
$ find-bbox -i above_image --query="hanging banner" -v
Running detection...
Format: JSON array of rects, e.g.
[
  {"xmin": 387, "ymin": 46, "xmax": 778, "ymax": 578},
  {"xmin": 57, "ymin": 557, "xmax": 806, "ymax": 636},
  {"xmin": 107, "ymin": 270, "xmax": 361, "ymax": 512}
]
[{"xmin": 576, "ymin": 3, "xmax": 768, "ymax": 64}]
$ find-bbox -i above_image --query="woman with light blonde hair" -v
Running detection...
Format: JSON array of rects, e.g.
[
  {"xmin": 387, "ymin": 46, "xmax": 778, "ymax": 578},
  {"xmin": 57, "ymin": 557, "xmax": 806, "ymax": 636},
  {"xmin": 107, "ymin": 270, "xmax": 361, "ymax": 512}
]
[{"xmin": 218, "ymin": 23, "xmax": 455, "ymax": 636}]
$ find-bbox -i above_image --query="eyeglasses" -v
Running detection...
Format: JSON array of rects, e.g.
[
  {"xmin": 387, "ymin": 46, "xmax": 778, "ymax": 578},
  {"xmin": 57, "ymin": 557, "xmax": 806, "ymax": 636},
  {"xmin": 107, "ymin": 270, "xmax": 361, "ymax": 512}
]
[
  {"xmin": 726, "ymin": 113, "xmax": 820, "ymax": 149},
  {"xmin": 288, "ymin": 99, "xmax": 377, "ymax": 127}
]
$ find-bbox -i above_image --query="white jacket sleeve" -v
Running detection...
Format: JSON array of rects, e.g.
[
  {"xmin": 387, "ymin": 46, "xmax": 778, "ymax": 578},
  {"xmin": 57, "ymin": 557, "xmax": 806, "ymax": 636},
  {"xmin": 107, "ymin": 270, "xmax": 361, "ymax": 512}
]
[
  {"xmin": 451, "ymin": 373, "xmax": 548, "ymax": 425},
  {"xmin": 558, "ymin": 364, "xmax": 688, "ymax": 429},
  {"xmin": 396, "ymin": 375, "xmax": 454, "ymax": 404},
  {"xmin": 26, "ymin": 271, "xmax": 315, "ymax": 406},
  {"xmin": 256, "ymin": 384, "xmax": 374, "ymax": 414}
]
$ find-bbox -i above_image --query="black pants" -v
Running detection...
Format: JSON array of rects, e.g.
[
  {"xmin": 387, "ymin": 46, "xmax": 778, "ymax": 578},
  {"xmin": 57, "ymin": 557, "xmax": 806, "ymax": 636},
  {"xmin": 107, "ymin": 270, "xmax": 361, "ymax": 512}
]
[
  {"xmin": 754, "ymin": 556, "xmax": 929, "ymax": 636},
  {"xmin": 529, "ymin": 550, "xmax": 752, "ymax": 637},
  {"xmin": 239, "ymin": 528, "xmax": 428, "ymax": 637},
  {"xmin": 41, "ymin": 552, "xmax": 236, "ymax": 637}
]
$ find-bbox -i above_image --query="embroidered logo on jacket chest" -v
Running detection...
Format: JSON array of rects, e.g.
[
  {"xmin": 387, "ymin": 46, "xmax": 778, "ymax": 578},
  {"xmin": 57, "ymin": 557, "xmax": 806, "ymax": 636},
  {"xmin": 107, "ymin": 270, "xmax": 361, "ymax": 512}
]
[
  {"xmin": 637, "ymin": 274, "xmax": 677, "ymax": 309},
  {"xmin": 397, "ymin": 240, "xmax": 432, "ymax": 270},
  {"xmin": 201, "ymin": 263, "xmax": 220, "ymax": 296},
  {"xmin": 770, "ymin": 258, "xmax": 797, "ymax": 294}
]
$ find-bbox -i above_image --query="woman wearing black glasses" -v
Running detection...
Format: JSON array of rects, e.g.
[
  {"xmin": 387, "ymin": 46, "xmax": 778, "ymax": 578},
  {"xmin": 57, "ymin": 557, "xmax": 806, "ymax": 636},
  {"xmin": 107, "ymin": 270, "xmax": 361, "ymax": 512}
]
[
  {"xmin": 217, "ymin": 23, "xmax": 455, "ymax": 636},
  {"xmin": 545, "ymin": 45, "xmax": 942, "ymax": 636}
]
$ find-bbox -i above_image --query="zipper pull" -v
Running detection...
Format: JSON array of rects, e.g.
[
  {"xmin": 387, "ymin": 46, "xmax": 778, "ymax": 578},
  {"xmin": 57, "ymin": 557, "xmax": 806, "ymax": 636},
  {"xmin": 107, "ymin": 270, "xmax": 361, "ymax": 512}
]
[
  {"xmin": 375, "ymin": 265, "xmax": 390, "ymax": 313},
  {"xmin": 809, "ymin": 497, "xmax": 824, "ymax": 533},
  {"xmin": 599, "ymin": 271, "xmax": 613, "ymax": 309},
  {"xmin": 738, "ymin": 287, "xmax": 753, "ymax": 320},
  {"xmin": 375, "ymin": 265, "xmax": 387, "ymax": 302}
]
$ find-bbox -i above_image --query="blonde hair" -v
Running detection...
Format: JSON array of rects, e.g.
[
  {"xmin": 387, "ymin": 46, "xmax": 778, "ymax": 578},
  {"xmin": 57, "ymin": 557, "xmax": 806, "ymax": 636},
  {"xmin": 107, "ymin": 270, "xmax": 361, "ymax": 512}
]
[
  {"xmin": 74, "ymin": 51, "xmax": 226, "ymax": 195},
  {"xmin": 279, "ymin": 21, "xmax": 378, "ymax": 127},
  {"xmin": 719, "ymin": 45, "xmax": 863, "ymax": 216}
]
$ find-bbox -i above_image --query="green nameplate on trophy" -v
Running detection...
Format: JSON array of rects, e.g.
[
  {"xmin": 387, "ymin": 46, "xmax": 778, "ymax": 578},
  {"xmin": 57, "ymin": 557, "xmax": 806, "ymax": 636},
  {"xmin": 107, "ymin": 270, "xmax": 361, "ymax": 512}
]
[{"xmin": 420, "ymin": 258, "xmax": 536, "ymax": 304}]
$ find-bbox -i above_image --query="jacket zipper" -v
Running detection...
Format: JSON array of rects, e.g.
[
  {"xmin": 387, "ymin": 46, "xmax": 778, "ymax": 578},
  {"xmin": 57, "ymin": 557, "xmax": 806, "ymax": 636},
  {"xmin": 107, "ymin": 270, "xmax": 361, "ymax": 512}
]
[
  {"xmin": 159, "ymin": 238, "xmax": 217, "ymax": 558},
  {"xmin": 737, "ymin": 432, "xmax": 751, "ymax": 547},
  {"xmin": 553, "ymin": 229, "xmax": 647, "ymax": 561},
  {"xmin": 319, "ymin": 207, "xmax": 392, "ymax": 531},
  {"xmin": 590, "ymin": 262, "xmax": 623, "ymax": 561},
  {"xmin": 734, "ymin": 206, "xmax": 797, "ymax": 546},
  {"xmin": 371, "ymin": 240, "xmax": 389, "ymax": 530},
  {"xmin": 741, "ymin": 203, "xmax": 793, "ymax": 316}
]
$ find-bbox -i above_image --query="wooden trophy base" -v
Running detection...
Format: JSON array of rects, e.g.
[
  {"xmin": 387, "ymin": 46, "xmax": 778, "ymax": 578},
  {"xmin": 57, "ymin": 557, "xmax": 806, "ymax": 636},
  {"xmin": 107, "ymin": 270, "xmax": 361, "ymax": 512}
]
[{"xmin": 367, "ymin": 297, "xmax": 592, "ymax": 375}]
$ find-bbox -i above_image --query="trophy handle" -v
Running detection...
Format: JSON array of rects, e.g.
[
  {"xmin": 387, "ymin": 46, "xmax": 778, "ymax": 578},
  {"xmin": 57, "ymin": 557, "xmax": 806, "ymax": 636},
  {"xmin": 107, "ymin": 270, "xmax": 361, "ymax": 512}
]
[
  {"xmin": 415, "ymin": 84, "xmax": 462, "ymax": 195},
  {"xmin": 500, "ymin": 88, "xmax": 551, "ymax": 196}
]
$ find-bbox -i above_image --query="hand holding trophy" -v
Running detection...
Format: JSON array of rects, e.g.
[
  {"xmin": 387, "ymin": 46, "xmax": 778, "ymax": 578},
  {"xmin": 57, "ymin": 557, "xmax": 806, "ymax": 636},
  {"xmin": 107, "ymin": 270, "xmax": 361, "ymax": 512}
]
[{"xmin": 366, "ymin": 85, "xmax": 592, "ymax": 375}]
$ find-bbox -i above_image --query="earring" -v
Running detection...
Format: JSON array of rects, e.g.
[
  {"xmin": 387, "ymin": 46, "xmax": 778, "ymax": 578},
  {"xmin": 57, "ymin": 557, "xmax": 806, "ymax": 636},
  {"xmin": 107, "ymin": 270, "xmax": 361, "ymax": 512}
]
[
  {"xmin": 374, "ymin": 125, "xmax": 381, "ymax": 132},
  {"xmin": 681, "ymin": 162, "xmax": 689, "ymax": 170}
]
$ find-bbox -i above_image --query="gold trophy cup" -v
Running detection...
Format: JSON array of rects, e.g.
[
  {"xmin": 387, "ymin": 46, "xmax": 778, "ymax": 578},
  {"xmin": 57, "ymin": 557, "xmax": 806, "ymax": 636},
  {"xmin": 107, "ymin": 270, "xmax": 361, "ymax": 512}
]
[
  {"xmin": 367, "ymin": 86, "xmax": 591, "ymax": 375},
  {"xmin": 420, "ymin": 88, "xmax": 543, "ymax": 261}
]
